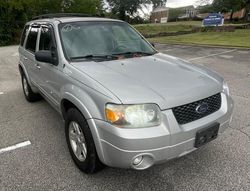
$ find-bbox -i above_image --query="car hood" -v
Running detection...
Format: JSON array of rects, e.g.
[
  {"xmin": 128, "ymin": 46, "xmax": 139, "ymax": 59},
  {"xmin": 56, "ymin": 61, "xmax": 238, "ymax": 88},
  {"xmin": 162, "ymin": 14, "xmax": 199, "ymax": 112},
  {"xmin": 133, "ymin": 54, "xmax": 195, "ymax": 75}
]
[{"xmin": 71, "ymin": 53, "xmax": 223, "ymax": 109}]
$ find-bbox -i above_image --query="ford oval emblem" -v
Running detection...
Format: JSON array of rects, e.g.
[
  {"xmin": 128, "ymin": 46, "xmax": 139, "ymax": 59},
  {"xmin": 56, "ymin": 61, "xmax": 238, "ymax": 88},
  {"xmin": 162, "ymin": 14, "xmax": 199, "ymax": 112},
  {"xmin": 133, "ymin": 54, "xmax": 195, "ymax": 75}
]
[{"xmin": 196, "ymin": 103, "xmax": 209, "ymax": 114}]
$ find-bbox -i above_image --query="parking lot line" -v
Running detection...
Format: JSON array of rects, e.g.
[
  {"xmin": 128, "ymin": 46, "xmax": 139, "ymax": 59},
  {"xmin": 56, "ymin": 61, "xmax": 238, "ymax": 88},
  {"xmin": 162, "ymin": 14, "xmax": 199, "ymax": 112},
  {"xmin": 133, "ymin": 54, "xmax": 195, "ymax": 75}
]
[
  {"xmin": 0, "ymin": 141, "xmax": 31, "ymax": 154},
  {"xmin": 163, "ymin": 48, "xmax": 176, "ymax": 52},
  {"xmin": 188, "ymin": 49, "xmax": 237, "ymax": 61},
  {"xmin": 0, "ymin": 92, "xmax": 4, "ymax": 95}
]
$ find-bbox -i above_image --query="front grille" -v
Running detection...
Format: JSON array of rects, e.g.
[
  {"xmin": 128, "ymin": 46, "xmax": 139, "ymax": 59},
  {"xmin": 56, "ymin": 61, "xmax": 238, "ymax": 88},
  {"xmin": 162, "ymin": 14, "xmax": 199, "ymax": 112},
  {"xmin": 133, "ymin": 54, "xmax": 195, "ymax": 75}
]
[{"xmin": 172, "ymin": 93, "xmax": 222, "ymax": 125}]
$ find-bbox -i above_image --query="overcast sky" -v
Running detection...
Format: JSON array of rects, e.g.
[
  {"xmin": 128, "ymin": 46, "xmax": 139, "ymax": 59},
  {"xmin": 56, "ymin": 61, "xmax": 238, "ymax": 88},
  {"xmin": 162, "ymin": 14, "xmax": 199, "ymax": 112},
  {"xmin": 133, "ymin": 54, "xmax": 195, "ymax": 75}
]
[{"xmin": 166, "ymin": 0, "xmax": 197, "ymax": 8}]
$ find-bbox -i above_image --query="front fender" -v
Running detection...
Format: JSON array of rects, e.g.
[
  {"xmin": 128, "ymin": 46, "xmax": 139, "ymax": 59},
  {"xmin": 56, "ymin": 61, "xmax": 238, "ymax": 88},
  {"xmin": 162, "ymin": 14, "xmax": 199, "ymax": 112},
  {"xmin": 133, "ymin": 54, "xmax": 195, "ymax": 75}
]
[
  {"xmin": 60, "ymin": 84, "xmax": 120, "ymax": 164},
  {"xmin": 18, "ymin": 62, "xmax": 39, "ymax": 93},
  {"xmin": 60, "ymin": 84, "xmax": 118, "ymax": 120}
]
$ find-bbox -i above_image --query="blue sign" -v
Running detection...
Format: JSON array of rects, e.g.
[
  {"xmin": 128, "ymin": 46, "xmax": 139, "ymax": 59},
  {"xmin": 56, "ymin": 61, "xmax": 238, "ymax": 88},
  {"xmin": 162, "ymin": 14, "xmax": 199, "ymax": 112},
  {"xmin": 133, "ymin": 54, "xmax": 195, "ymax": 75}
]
[{"xmin": 203, "ymin": 13, "xmax": 224, "ymax": 26}]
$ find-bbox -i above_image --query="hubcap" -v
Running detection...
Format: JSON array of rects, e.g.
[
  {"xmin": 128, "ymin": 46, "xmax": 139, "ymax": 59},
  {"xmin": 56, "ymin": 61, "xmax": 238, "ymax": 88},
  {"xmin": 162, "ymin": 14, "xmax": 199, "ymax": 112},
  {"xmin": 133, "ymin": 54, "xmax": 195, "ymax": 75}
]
[
  {"xmin": 23, "ymin": 77, "xmax": 29, "ymax": 96},
  {"xmin": 69, "ymin": 121, "xmax": 87, "ymax": 162}
]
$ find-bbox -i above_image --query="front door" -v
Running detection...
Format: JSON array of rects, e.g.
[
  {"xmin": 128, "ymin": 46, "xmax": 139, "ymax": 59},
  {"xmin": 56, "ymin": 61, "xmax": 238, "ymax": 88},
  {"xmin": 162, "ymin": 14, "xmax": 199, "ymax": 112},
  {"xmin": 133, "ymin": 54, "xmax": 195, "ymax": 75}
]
[{"xmin": 35, "ymin": 25, "xmax": 61, "ymax": 110}]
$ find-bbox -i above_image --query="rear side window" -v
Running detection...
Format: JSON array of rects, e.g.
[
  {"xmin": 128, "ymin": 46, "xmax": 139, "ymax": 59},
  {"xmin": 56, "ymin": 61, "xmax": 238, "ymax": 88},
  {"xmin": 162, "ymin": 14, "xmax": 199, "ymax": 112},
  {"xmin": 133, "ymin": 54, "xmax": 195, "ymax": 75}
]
[
  {"xmin": 39, "ymin": 27, "xmax": 53, "ymax": 51},
  {"xmin": 20, "ymin": 25, "xmax": 29, "ymax": 46},
  {"xmin": 25, "ymin": 27, "xmax": 39, "ymax": 53}
]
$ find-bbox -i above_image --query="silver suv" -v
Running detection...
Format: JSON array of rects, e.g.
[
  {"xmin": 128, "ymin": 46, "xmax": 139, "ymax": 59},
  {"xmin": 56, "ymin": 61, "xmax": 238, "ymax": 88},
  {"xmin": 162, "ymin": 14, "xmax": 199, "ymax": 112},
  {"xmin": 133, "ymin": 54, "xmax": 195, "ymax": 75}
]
[{"xmin": 18, "ymin": 14, "xmax": 234, "ymax": 174}]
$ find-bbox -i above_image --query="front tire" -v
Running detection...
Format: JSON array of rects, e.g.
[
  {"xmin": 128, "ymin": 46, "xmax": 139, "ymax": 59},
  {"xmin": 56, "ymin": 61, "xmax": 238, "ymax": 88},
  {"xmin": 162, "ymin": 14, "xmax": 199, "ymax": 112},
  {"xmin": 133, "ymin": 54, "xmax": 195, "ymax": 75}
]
[
  {"xmin": 21, "ymin": 74, "xmax": 41, "ymax": 102},
  {"xmin": 65, "ymin": 108, "xmax": 103, "ymax": 174}
]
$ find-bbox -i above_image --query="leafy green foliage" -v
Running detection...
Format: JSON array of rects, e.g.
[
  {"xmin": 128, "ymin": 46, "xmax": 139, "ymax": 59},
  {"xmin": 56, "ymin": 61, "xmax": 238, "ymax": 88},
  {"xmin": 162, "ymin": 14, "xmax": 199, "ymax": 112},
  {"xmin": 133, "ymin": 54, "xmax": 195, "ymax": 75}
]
[
  {"xmin": 0, "ymin": 0, "xmax": 102, "ymax": 45},
  {"xmin": 197, "ymin": 4, "xmax": 214, "ymax": 13},
  {"xmin": 196, "ymin": 0, "xmax": 250, "ymax": 21},
  {"xmin": 106, "ymin": 0, "xmax": 167, "ymax": 21},
  {"xmin": 213, "ymin": 0, "xmax": 250, "ymax": 21},
  {"xmin": 212, "ymin": 0, "xmax": 245, "ymax": 13},
  {"xmin": 168, "ymin": 8, "xmax": 185, "ymax": 22}
]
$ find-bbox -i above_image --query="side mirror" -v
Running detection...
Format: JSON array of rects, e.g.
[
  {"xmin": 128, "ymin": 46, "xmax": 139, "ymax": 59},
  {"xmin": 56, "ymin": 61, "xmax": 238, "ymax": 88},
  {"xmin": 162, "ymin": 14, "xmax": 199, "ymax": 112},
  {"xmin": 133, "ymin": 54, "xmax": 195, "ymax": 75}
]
[{"xmin": 35, "ymin": 50, "xmax": 53, "ymax": 64}]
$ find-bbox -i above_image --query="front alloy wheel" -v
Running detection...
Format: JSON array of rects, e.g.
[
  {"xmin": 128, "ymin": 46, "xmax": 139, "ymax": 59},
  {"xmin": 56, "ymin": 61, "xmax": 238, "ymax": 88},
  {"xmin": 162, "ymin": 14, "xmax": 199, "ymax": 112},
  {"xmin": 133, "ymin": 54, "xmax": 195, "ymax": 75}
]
[
  {"xmin": 23, "ymin": 77, "xmax": 29, "ymax": 97},
  {"xmin": 65, "ymin": 108, "xmax": 104, "ymax": 174},
  {"xmin": 69, "ymin": 121, "xmax": 87, "ymax": 162}
]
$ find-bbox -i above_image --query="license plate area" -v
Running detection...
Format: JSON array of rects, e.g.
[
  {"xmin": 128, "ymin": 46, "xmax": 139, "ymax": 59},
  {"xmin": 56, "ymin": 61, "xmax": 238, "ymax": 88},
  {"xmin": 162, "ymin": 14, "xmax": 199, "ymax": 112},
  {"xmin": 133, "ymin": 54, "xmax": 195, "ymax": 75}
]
[{"xmin": 194, "ymin": 123, "xmax": 220, "ymax": 148}]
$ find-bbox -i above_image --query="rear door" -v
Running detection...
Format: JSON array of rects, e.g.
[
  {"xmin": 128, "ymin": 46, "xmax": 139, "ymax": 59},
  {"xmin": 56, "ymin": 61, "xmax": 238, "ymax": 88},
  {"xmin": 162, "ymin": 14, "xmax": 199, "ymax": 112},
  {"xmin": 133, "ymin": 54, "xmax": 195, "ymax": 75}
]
[
  {"xmin": 19, "ymin": 25, "xmax": 30, "ymax": 65},
  {"xmin": 19, "ymin": 25, "xmax": 30, "ymax": 78},
  {"xmin": 24, "ymin": 25, "xmax": 40, "ymax": 85}
]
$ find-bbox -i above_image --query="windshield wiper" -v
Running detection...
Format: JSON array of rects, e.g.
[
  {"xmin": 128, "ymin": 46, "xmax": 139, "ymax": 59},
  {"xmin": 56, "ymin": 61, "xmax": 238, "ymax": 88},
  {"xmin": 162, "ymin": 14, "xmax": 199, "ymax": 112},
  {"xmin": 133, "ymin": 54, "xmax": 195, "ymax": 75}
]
[
  {"xmin": 112, "ymin": 51, "xmax": 156, "ymax": 56},
  {"xmin": 70, "ymin": 54, "xmax": 118, "ymax": 61}
]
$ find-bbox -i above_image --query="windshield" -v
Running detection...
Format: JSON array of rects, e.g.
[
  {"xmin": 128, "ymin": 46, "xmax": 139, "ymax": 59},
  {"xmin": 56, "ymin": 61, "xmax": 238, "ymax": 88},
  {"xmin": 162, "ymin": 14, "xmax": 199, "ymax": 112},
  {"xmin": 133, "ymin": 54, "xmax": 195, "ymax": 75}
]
[{"xmin": 59, "ymin": 21, "xmax": 156, "ymax": 61}]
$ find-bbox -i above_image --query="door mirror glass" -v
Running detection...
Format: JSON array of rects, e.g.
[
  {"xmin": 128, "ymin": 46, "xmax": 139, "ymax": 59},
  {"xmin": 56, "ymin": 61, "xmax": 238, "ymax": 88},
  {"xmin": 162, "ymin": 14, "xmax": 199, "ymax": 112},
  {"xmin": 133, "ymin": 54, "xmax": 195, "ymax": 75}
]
[{"xmin": 35, "ymin": 50, "xmax": 53, "ymax": 63}]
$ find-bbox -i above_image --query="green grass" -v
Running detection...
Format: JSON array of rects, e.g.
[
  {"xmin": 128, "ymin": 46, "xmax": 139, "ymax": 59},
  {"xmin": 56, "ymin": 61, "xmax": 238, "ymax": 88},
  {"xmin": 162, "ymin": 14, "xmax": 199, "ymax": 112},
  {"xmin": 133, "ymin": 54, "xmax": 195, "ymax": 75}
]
[
  {"xmin": 133, "ymin": 21, "xmax": 202, "ymax": 35},
  {"xmin": 134, "ymin": 21, "xmax": 201, "ymax": 27},
  {"xmin": 148, "ymin": 29, "xmax": 250, "ymax": 48},
  {"xmin": 134, "ymin": 21, "xmax": 250, "ymax": 36}
]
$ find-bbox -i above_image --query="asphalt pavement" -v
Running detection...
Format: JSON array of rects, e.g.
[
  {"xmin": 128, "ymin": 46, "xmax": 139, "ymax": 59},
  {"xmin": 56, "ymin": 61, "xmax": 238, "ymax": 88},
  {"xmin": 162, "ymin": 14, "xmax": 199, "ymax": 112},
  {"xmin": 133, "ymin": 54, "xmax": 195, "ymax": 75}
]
[{"xmin": 0, "ymin": 44, "xmax": 250, "ymax": 191}]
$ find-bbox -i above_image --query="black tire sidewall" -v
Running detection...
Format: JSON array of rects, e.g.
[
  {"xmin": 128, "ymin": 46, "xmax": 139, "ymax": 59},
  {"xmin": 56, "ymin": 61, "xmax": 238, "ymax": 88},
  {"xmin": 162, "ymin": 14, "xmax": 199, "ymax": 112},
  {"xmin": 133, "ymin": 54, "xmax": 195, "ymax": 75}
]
[
  {"xmin": 21, "ymin": 74, "xmax": 40, "ymax": 102},
  {"xmin": 21, "ymin": 74, "xmax": 31, "ymax": 100},
  {"xmin": 65, "ymin": 108, "xmax": 101, "ymax": 174}
]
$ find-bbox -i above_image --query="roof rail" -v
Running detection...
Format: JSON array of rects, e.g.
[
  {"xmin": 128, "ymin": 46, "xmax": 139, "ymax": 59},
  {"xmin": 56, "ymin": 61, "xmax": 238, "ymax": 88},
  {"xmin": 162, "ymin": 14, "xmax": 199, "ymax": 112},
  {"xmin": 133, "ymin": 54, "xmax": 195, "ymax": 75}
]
[{"xmin": 32, "ymin": 13, "xmax": 100, "ymax": 20}]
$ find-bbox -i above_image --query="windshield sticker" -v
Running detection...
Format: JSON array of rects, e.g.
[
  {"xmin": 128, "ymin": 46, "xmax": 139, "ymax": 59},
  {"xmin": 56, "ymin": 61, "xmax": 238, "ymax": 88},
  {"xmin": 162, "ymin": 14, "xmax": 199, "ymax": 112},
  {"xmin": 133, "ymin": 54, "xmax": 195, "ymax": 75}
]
[{"xmin": 62, "ymin": 24, "xmax": 80, "ymax": 32}]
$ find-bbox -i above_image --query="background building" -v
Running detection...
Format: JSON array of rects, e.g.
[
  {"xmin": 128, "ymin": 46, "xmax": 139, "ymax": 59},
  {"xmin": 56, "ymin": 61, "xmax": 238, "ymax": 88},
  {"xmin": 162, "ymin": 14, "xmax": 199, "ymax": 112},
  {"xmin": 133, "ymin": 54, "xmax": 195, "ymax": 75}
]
[
  {"xmin": 177, "ymin": 5, "xmax": 198, "ymax": 20},
  {"xmin": 150, "ymin": 5, "xmax": 199, "ymax": 23},
  {"xmin": 150, "ymin": 6, "xmax": 169, "ymax": 23}
]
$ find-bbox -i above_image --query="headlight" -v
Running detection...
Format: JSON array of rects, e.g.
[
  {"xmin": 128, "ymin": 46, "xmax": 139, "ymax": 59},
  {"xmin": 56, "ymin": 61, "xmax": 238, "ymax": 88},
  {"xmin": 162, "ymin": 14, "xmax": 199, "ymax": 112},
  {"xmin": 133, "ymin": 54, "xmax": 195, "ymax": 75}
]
[
  {"xmin": 105, "ymin": 103, "xmax": 162, "ymax": 128},
  {"xmin": 223, "ymin": 81, "xmax": 230, "ymax": 95}
]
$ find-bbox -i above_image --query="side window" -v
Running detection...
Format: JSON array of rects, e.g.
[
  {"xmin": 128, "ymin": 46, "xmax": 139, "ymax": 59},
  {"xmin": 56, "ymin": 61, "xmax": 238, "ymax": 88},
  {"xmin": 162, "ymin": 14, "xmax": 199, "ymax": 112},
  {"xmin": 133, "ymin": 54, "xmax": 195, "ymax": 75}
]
[
  {"xmin": 39, "ymin": 27, "xmax": 53, "ymax": 51},
  {"xmin": 20, "ymin": 25, "xmax": 29, "ymax": 46},
  {"xmin": 25, "ymin": 27, "xmax": 39, "ymax": 53}
]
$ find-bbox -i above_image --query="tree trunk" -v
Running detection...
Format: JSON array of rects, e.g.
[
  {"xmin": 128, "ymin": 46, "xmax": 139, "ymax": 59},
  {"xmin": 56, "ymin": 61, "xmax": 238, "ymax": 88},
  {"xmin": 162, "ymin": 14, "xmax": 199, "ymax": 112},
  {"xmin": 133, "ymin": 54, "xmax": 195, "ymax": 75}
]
[{"xmin": 229, "ymin": 11, "xmax": 234, "ymax": 22}]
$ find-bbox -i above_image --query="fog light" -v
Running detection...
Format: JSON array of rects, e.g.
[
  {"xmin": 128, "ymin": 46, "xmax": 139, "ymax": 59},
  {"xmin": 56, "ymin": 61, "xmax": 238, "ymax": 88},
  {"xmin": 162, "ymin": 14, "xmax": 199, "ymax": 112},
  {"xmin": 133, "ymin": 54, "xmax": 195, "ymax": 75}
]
[{"xmin": 133, "ymin": 156, "xmax": 143, "ymax": 166}]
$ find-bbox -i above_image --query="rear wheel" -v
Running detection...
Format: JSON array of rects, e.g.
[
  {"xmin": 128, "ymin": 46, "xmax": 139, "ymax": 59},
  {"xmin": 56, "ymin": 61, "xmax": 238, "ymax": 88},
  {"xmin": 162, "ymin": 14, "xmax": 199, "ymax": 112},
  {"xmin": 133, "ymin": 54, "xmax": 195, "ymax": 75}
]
[
  {"xmin": 65, "ymin": 108, "xmax": 104, "ymax": 174},
  {"xmin": 21, "ymin": 74, "xmax": 41, "ymax": 102}
]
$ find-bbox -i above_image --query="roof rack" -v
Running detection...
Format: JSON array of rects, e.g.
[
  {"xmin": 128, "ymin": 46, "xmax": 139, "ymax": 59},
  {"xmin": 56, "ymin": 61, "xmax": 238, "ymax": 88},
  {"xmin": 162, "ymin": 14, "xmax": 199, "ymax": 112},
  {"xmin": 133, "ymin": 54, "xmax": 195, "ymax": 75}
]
[{"xmin": 32, "ymin": 13, "xmax": 100, "ymax": 20}]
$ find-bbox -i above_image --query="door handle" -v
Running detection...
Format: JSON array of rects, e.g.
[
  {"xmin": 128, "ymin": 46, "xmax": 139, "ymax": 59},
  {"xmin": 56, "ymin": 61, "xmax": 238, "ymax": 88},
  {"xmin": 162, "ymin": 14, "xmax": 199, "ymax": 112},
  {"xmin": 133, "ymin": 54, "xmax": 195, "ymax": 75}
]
[{"xmin": 35, "ymin": 64, "xmax": 41, "ymax": 69}]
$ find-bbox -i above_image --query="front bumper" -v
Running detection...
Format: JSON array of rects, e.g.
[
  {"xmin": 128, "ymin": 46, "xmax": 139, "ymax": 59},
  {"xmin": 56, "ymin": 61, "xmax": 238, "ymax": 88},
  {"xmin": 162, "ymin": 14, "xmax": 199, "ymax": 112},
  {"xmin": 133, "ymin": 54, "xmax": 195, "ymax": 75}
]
[{"xmin": 88, "ymin": 93, "xmax": 234, "ymax": 170}]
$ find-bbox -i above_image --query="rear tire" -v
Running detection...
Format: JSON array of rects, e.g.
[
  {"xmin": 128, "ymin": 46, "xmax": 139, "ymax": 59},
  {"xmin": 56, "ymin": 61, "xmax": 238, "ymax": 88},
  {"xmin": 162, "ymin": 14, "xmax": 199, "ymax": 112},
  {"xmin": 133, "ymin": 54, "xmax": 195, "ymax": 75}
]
[
  {"xmin": 65, "ymin": 108, "xmax": 104, "ymax": 174},
  {"xmin": 21, "ymin": 74, "xmax": 41, "ymax": 102}
]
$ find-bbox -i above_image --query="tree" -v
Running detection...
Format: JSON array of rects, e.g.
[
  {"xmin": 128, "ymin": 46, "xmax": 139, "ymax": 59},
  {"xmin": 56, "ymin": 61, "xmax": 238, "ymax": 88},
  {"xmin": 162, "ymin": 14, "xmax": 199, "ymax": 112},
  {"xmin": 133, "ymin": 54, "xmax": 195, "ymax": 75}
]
[
  {"xmin": 212, "ymin": 0, "xmax": 246, "ymax": 21},
  {"xmin": 149, "ymin": 0, "xmax": 166, "ymax": 8},
  {"xmin": 168, "ymin": 8, "xmax": 183, "ymax": 21},
  {"xmin": 0, "ymin": 0, "xmax": 103, "ymax": 46},
  {"xmin": 106, "ymin": 0, "xmax": 167, "ymax": 21},
  {"xmin": 63, "ymin": 0, "xmax": 102, "ymax": 14},
  {"xmin": 195, "ymin": 0, "xmax": 214, "ymax": 13}
]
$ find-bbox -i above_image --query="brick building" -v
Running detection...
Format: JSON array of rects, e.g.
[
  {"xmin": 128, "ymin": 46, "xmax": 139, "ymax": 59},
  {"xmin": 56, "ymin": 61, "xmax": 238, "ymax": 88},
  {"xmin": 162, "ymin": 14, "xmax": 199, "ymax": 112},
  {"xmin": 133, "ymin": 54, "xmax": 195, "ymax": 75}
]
[
  {"xmin": 223, "ymin": 8, "xmax": 247, "ymax": 20},
  {"xmin": 150, "ymin": 6, "xmax": 169, "ymax": 23}
]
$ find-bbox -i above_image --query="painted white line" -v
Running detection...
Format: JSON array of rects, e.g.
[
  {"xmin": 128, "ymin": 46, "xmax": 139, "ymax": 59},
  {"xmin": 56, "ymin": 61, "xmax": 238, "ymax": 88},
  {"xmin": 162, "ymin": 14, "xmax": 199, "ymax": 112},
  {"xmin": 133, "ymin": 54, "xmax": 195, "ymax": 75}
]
[
  {"xmin": 0, "ymin": 141, "xmax": 31, "ymax": 154},
  {"xmin": 163, "ymin": 48, "xmax": 176, "ymax": 52},
  {"xmin": 188, "ymin": 49, "xmax": 237, "ymax": 61},
  {"xmin": 0, "ymin": 92, "xmax": 3, "ymax": 95}
]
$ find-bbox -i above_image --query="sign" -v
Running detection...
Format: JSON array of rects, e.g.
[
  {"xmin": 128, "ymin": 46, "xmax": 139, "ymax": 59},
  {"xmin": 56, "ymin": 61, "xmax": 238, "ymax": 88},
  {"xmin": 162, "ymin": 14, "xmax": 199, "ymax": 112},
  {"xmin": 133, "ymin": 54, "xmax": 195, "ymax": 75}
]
[
  {"xmin": 160, "ymin": 17, "xmax": 168, "ymax": 23},
  {"xmin": 202, "ymin": 13, "xmax": 224, "ymax": 26}
]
